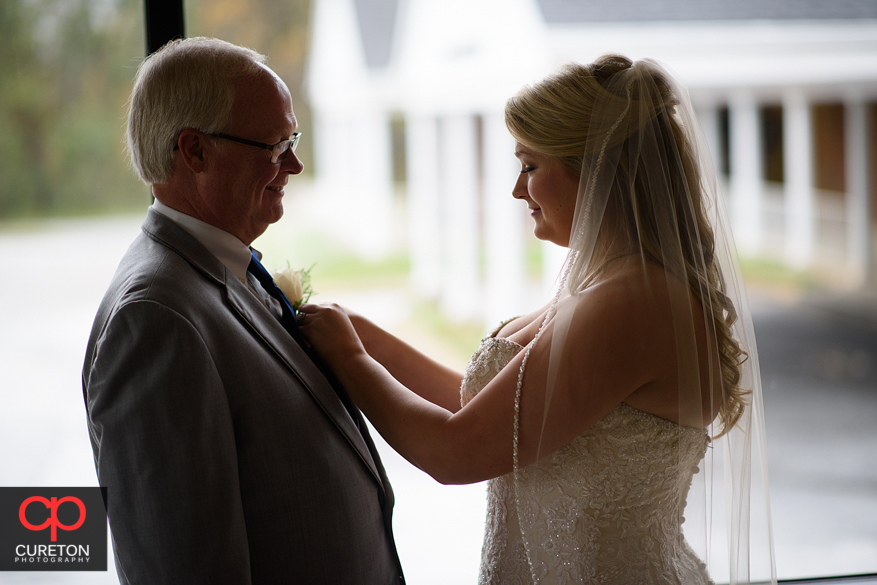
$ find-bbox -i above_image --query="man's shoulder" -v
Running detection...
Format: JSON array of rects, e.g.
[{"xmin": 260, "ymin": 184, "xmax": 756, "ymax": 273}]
[{"xmin": 98, "ymin": 227, "xmax": 223, "ymax": 321}]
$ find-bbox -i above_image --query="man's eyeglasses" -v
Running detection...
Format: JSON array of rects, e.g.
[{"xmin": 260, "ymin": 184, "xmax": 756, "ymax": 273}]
[{"xmin": 206, "ymin": 132, "xmax": 301, "ymax": 164}]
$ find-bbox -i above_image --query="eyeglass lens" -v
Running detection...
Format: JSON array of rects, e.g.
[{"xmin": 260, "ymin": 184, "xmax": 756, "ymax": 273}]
[{"xmin": 271, "ymin": 134, "xmax": 300, "ymax": 163}]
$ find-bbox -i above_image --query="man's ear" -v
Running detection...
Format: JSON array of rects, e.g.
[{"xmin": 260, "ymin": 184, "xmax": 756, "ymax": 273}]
[{"xmin": 176, "ymin": 129, "xmax": 209, "ymax": 173}]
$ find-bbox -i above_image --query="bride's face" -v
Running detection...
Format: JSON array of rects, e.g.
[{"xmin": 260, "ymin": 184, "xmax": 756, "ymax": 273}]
[{"xmin": 512, "ymin": 142, "xmax": 579, "ymax": 247}]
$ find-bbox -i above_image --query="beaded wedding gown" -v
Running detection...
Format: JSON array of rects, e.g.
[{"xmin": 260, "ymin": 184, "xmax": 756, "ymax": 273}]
[{"xmin": 461, "ymin": 332, "xmax": 714, "ymax": 585}]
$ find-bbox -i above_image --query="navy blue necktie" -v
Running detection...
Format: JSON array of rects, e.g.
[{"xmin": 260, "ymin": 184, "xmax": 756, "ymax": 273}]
[{"xmin": 247, "ymin": 251, "xmax": 360, "ymax": 428}]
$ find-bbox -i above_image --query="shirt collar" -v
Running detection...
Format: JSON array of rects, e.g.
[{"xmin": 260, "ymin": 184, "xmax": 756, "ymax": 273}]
[{"xmin": 151, "ymin": 199, "xmax": 252, "ymax": 282}]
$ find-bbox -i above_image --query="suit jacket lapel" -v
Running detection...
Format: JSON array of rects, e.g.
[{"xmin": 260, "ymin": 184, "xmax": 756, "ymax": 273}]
[
  {"xmin": 141, "ymin": 209, "xmax": 383, "ymax": 486},
  {"xmin": 225, "ymin": 278, "xmax": 381, "ymax": 481}
]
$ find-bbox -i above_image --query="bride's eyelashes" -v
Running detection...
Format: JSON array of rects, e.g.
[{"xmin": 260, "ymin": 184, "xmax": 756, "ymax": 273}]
[{"xmin": 520, "ymin": 165, "xmax": 536, "ymax": 174}]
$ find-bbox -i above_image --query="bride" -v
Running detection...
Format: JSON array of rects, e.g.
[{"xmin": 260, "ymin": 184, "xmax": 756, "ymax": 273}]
[{"xmin": 300, "ymin": 54, "xmax": 775, "ymax": 584}]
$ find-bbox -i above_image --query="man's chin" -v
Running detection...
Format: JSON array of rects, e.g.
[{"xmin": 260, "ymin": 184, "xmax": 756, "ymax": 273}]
[
  {"xmin": 270, "ymin": 202, "xmax": 284, "ymax": 223},
  {"xmin": 262, "ymin": 204, "xmax": 284, "ymax": 232}
]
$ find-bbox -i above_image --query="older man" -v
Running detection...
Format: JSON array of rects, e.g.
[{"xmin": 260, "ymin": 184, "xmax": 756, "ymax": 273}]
[{"xmin": 82, "ymin": 37, "xmax": 404, "ymax": 584}]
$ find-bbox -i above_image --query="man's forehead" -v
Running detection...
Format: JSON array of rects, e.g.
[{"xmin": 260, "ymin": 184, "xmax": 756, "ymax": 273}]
[
  {"xmin": 231, "ymin": 69, "xmax": 293, "ymax": 117},
  {"xmin": 234, "ymin": 66, "xmax": 288, "ymax": 97},
  {"xmin": 230, "ymin": 66, "xmax": 296, "ymax": 135},
  {"xmin": 256, "ymin": 63, "xmax": 287, "ymax": 88}
]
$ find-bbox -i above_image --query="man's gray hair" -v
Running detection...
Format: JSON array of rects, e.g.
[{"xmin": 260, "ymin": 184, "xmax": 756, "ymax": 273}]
[{"xmin": 126, "ymin": 37, "xmax": 268, "ymax": 185}]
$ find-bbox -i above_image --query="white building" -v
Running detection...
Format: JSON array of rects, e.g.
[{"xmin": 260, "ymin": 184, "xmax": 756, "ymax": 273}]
[{"xmin": 307, "ymin": 0, "xmax": 877, "ymax": 325}]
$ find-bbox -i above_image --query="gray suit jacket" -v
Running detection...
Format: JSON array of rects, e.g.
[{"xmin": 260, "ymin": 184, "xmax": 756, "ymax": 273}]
[{"xmin": 82, "ymin": 209, "xmax": 403, "ymax": 584}]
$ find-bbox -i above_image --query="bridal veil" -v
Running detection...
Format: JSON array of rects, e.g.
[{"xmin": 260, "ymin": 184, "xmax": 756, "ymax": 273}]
[{"xmin": 505, "ymin": 55, "xmax": 777, "ymax": 584}]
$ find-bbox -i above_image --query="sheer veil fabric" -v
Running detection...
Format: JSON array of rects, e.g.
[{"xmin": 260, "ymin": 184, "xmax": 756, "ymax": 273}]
[{"xmin": 506, "ymin": 56, "xmax": 777, "ymax": 584}]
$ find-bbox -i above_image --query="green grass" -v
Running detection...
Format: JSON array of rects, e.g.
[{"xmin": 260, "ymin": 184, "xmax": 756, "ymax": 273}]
[
  {"xmin": 410, "ymin": 300, "xmax": 486, "ymax": 359},
  {"xmin": 739, "ymin": 256, "xmax": 821, "ymax": 292},
  {"xmin": 257, "ymin": 229, "xmax": 410, "ymax": 289},
  {"xmin": 311, "ymin": 252, "xmax": 410, "ymax": 288}
]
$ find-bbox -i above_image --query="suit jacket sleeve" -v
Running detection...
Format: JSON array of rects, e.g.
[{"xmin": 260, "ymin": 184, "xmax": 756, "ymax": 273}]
[{"xmin": 87, "ymin": 297, "xmax": 252, "ymax": 584}]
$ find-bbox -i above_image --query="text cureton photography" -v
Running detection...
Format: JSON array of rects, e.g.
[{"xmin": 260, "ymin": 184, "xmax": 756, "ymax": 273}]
[
  {"xmin": 0, "ymin": 487, "xmax": 107, "ymax": 572},
  {"xmin": 14, "ymin": 544, "xmax": 92, "ymax": 565}
]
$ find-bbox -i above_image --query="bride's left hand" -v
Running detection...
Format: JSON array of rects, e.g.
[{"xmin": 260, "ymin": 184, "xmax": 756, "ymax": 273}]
[{"xmin": 297, "ymin": 303, "xmax": 366, "ymax": 367}]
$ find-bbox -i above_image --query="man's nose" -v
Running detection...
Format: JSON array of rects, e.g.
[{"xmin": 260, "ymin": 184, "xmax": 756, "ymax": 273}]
[{"xmin": 281, "ymin": 151, "xmax": 304, "ymax": 175}]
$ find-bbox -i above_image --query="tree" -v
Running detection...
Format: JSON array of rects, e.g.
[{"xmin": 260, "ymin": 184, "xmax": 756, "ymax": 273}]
[{"xmin": 0, "ymin": 0, "xmax": 148, "ymax": 219}]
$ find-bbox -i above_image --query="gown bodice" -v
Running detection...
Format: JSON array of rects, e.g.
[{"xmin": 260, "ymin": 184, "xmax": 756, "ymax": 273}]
[{"xmin": 461, "ymin": 333, "xmax": 713, "ymax": 585}]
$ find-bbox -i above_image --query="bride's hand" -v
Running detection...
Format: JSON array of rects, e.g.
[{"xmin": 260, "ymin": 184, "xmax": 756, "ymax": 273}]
[{"xmin": 297, "ymin": 303, "xmax": 366, "ymax": 367}]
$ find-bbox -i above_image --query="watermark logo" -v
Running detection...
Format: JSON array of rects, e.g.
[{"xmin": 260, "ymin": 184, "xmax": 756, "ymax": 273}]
[
  {"xmin": 19, "ymin": 496, "xmax": 87, "ymax": 542},
  {"xmin": 1, "ymin": 488, "xmax": 107, "ymax": 572}
]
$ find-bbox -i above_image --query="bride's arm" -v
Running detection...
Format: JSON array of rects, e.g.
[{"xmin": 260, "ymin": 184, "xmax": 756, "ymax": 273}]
[
  {"xmin": 299, "ymin": 302, "xmax": 514, "ymax": 483},
  {"xmin": 299, "ymin": 284, "xmax": 668, "ymax": 484},
  {"xmin": 344, "ymin": 308, "xmax": 464, "ymax": 413}
]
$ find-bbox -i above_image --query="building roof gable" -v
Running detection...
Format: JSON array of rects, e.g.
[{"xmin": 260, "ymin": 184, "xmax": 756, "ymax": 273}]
[
  {"xmin": 352, "ymin": 0, "xmax": 400, "ymax": 68},
  {"xmin": 537, "ymin": 0, "xmax": 877, "ymax": 23}
]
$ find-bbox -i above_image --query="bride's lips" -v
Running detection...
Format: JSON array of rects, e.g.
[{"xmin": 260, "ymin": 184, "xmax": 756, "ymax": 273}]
[{"xmin": 529, "ymin": 207, "xmax": 541, "ymax": 217}]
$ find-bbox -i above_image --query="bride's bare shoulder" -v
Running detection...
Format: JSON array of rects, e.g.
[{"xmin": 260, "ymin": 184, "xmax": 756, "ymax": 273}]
[
  {"xmin": 566, "ymin": 263, "xmax": 677, "ymax": 332},
  {"xmin": 494, "ymin": 300, "xmax": 552, "ymax": 340}
]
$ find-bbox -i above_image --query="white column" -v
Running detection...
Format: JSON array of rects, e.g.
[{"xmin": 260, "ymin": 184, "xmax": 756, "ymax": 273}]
[
  {"xmin": 310, "ymin": 111, "xmax": 357, "ymax": 250},
  {"xmin": 844, "ymin": 97, "xmax": 871, "ymax": 285},
  {"xmin": 406, "ymin": 115, "xmax": 442, "ymax": 299},
  {"xmin": 311, "ymin": 110, "xmax": 351, "ymax": 203},
  {"xmin": 349, "ymin": 112, "xmax": 394, "ymax": 259},
  {"xmin": 729, "ymin": 91, "xmax": 763, "ymax": 255},
  {"xmin": 439, "ymin": 114, "xmax": 482, "ymax": 321},
  {"xmin": 783, "ymin": 89, "xmax": 815, "ymax": 269},
  {"xmin": 482, "ymin": 112, "xmax": 526, "ymax": 326},
  {"xmin": 695, "ymin": 103, "xmax": 723, "ymax": 177},
  {"xmin": 312, "ymin": 111, "xmax": 394, "ymax": 259}
]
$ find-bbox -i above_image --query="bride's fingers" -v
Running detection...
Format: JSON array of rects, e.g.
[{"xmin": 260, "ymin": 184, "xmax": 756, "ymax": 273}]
[
  {"xmin": 297, "ymin": 303, "xmax": 329, "ymax": 321},
  {"xmin": 298, "ymin": 302, "xmax": 343, "ymax": 315},
  {"xmin": 296, "ymin": 303, "xmax": 366, "ymax": 364},
  {"xmin": 297, "ymin": 303, "xmax": 347, "ymax": 330}
]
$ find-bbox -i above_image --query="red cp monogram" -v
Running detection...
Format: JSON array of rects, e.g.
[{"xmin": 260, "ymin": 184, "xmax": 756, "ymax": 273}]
[{"xmin": 19, "ymin": 496, "xmax": 86, "ymax": 542}]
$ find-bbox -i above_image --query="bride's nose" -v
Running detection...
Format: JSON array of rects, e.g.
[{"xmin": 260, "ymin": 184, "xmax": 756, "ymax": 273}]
[{"xmin": 512, "ymin": 174, "xmax": 528, "ymax": 199}]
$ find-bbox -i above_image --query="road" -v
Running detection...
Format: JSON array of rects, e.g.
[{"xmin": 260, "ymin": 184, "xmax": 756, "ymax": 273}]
[{"xmin": 750, "ymin": 290, "xmax": 877, "ymax": 580}]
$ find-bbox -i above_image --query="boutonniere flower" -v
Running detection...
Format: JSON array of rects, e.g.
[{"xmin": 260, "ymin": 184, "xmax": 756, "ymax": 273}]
[{"xmin": 272, "ymin": 264, "xmax": 315, "ymax": 309}]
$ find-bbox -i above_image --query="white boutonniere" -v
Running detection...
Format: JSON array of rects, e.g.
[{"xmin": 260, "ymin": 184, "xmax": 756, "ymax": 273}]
[{"xmin": 272, "ymin": 264, "xmax": 315, "ymax": 309}]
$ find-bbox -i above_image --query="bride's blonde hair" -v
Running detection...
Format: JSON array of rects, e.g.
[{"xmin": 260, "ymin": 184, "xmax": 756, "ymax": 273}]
[{"xmin": 505, "ymin": 54, "xmax": 748, "ymax": 436}]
